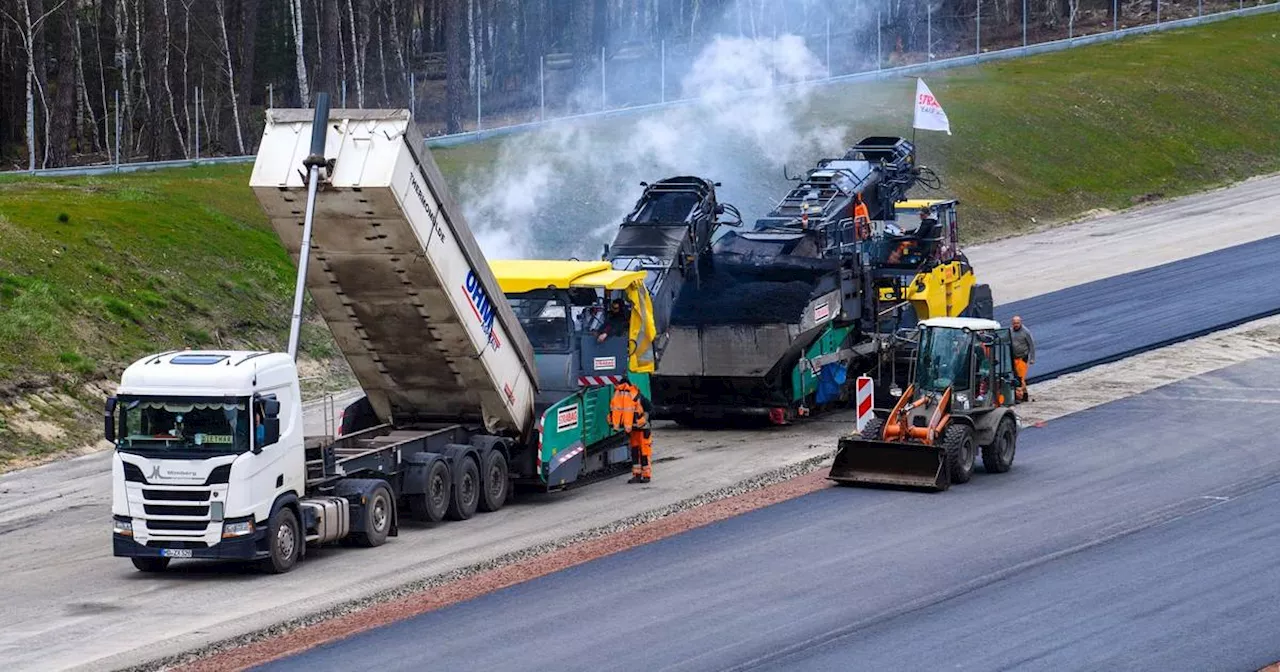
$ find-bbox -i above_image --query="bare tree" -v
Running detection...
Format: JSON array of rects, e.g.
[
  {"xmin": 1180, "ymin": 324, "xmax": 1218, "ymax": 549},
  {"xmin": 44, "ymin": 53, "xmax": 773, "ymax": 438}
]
[
  {"xmin": 159, "ymin": 0, "xmax": 188, "ymax": 156},
  {"xmin": 445, "ymin": 0, "xmax": 464, "ymax": 133},
  {"xmin": 2, "ymin": 0, "xmax": 67, "ymax": 171},
  {"xmin": 289, "ymin": 0, "xmax": 310, "ymax": 106},
  {"xmin": 214, "ymin": 0, "xmax": 245, "ymax": 153}
]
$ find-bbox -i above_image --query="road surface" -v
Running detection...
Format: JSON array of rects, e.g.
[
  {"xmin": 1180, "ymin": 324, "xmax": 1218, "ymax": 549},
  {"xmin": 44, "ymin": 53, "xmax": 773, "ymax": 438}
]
[
  {"xmin": 996, "ymin": 233, "xmax": 1280, "ymax": 383},
  {"xmin": 1, "ymin": 177, "xmax": 1279, "ymax": 671},
  {"xmin": 259, "ymin": 355, "xmax": 1280, "ymax": 672}
]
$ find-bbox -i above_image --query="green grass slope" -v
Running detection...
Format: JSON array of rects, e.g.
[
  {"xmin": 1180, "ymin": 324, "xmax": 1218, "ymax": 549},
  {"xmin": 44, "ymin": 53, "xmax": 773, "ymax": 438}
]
[{"xmin": 0, "ymin": 13, "xmax": 1277, "ymax": 466}]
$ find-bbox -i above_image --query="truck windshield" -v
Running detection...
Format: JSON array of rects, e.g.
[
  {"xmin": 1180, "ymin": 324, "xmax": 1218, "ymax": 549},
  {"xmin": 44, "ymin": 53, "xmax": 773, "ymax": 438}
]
[
  {"xmin": 915, "ymin": 328, "xmax": 972, "ymax": 393},
  {"xmin": 115, "ymin": 396, "xmax": 250, "ymax": 457},
  {"xmin": 510, "ymin": 297, "xmax": 570, "ymax": 352}
]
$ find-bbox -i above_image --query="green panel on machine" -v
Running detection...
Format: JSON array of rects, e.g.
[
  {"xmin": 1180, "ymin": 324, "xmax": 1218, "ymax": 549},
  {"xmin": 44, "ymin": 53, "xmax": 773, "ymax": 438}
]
[{"xmin": 790, "ymin": 325, "xmax": 856, "ymax": 403}]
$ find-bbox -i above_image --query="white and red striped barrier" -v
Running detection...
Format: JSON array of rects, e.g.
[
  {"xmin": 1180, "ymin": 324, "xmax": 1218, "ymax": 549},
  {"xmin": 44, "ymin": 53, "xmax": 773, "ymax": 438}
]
[
  {"xmin": 855, "ymin": 375, "xmax": 874, "ymax": 432},
  {"xmin": 578, "ymin": 375, "xmax": 624, "ymax": 387}
]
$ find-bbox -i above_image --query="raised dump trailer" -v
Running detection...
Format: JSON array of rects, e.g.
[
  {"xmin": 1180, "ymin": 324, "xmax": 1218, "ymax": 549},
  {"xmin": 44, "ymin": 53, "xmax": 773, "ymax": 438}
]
[
  {"xmin": 107, "ymin": 99, "xmax": 633, "ymax": 576},
  {"xmin": 250, "ymin": 108, "xmax": 538, "ymax": 436}
]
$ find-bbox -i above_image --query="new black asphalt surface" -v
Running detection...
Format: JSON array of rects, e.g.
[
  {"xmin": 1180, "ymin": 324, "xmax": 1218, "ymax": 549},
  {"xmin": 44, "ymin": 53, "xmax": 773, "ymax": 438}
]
[
  {"xmin": 257, "ymin": 355, "xmax": 1280, "ymax": 672},
  {"xmin": 994, "ymin": 234, "xmax": 1280, "ymax": 383}
]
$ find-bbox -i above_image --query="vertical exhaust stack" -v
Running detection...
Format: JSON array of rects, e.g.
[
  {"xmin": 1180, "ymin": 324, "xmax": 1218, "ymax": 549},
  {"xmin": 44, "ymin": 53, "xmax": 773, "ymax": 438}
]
[{"xmin": 286, "ymin": 92, "xmax": 332, "ymax": 361}]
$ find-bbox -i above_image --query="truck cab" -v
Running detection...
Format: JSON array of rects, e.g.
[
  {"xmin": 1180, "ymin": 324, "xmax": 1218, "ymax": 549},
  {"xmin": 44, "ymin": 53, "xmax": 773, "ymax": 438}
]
[{"xmin": 107, "ymin": 351, "xmax": 300, "ymax": 572}]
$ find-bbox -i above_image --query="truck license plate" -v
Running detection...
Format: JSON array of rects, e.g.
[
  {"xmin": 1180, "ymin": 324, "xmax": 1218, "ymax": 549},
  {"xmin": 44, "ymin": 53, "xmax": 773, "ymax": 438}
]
[{"xmin": 160, "ymin": 548, "xmax": 193, "ymax": 558}]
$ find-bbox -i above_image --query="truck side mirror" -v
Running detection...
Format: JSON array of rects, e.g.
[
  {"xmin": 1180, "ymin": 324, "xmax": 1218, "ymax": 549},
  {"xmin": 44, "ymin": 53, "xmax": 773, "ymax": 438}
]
[
  {"xmin": 262, "ymin": 398, "xmax": 281, "ymax": 419},
  {"xmin": 104, "ymin": 397, "xmax": 117, "ymax": 443},
  {"xmin": 262, "ymin": 417, "xmax": 281, "ymax": 447}
]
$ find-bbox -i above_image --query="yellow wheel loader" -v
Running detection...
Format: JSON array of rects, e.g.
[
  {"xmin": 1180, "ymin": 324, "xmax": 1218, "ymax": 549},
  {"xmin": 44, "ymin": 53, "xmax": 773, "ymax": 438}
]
[{"xmin": 828, "ymin": 317, "xmax": 1020, "ymax": 491}]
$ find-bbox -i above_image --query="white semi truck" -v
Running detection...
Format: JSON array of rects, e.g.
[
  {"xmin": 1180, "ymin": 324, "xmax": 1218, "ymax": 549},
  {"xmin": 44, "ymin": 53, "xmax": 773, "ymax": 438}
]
[{"xmin": 108, "ymin": 96, "xmax": 638, "ymax": 574}]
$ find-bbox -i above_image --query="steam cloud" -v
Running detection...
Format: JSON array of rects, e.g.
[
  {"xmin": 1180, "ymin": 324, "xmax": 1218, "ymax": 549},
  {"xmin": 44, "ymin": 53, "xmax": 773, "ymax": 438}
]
[{"xmin": 456, "ymin": 29, "xmax": 851, "ymax": 261}]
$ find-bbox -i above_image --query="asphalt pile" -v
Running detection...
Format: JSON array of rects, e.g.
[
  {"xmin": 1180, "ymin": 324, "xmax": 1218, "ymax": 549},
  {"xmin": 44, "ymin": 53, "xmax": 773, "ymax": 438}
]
[{"xmin": 671, "ymin": 272, "xmax": 816, "ymax": 326}]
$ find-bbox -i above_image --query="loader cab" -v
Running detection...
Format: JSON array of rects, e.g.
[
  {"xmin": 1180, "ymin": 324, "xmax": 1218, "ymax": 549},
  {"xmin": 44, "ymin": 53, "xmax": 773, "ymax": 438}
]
[
  {"xmin": 914, "ymin": 317, "xmax": 1018, "ymax": 410},
  {"xmin": 490, "ymin": 260, "xmax": 658, "ymax": 405}
]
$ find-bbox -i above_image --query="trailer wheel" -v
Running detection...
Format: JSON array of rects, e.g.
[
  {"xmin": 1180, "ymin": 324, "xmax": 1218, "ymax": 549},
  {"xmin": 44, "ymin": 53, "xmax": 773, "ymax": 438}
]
[
  {"xmin": 131, "ymin": 557, "xmax": 170, "ymax": 573},
  {"xmin": 982, "ymin": 416, "xmax": 1017, "ymax": 474},
  {"xmin": 353, "ymin": 484, "xmax": 393, "ymax": 547},
  {"xmin": 259, "ymin": 507, "xmax": 301, "ymax": 573},
  {"xmin": 446, "ymin": 456, "xmax": 480, "ymax": 521},
  {"xmin": 478, "ymin": 450, "xmax": 509, "ymax": 513},
  {"xmin": 943, "ymin": 423, "xmax": 975, "ymax": 485},
  {"xmin": 408, "ymin": 459, "xmax": 451, "ymax": 523}
]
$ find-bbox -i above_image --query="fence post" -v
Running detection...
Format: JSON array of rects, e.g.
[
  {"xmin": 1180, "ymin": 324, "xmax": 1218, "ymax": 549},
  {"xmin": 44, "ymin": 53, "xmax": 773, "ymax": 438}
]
[
  {"xmin": 476, "ymin": 72, "xmax": 482, "ymax": 131},
  {"xmin": 540, "ymin": 55, "xmax": 546, "ymax": 120},
  {"xmin": 826, "ymin": 18, "xmax": 832, "ymax": 72},
  {"xmin": 1023, "ymin": 0, "xmax": 1028, "ymax": 46},
  {"xmin": 1157, "ymin": 0, "xmax": 1161, "ymax": 23},
  {"xmin": 601, "ymin": 46, "xmax": 607, "ymax": 110},
  {"xmin": 194, "ymin": 86, "xmax": 201, "ymax": 163},
  {"xmin": 409, "ymin": 72, "xmax": 416, "ymax": 121},
  {"xmin": 1069, "ymin": 6, "xmax": 1074, "ymax": 38},
  {"xmin": 1114, "ymin": 0, "xmax": 1118, "ymax": 30},
  {"xmin": 877, "ymin": 6, "xmax": 883, "ymax": 70},
  {"xmin": 1198, "ymin": 0, "xmax": 1203, "ymax": 15},
  {"xmin": 342, "ymin": 81, "xmax": 347, "ymax": 107},
  {"xmin": 976, "ymin": 0, "xmax": 982, "ymax": 54},
  {"xmin": 928, "ymin": 4, "xmax": 934, "ymax": 60},
  {"xmin": 269, "ymin": 83, "xmax": 274, "ymax": 109},
  {"xmin": 660, "ymin": 40, "xmax": 666, "ymax": 103},
  {"xmin": 114, "ymin": 90, "xmax": 121, "ymax": 171}
]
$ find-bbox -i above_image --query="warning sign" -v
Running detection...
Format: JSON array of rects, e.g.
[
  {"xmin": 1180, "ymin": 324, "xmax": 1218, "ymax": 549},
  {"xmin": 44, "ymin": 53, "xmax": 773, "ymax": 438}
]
[
  {"xmin": 814, "ymin": 302, "xmax": 831, "ymax": 323},
  {"xmin": 593, "ymin": 356, "xmax": 617, "ymax": 370},
  {"xmin": 556, "ymin": 405, "xmax": 579, "ymax": 432}
]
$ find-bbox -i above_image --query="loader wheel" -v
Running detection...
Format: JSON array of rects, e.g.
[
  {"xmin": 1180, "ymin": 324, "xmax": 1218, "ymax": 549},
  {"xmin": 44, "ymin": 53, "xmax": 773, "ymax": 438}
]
[
  {"xmin": 942, "ymin": 423, "xmax": 976, "ymax": 485},
  {"xmin": 982, "ymin": 416, "xmax": 1017, "ymax": 474},
  {"xmin": 859, "ymin": 417, "xmax": 885, "ymax": 440}
]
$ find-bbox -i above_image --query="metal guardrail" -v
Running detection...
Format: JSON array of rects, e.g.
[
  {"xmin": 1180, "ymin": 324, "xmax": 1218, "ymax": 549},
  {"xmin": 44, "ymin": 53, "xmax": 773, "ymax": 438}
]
[{"xmin": 2, "ymin": 3, "xmax": 1274, "ymax": 178}]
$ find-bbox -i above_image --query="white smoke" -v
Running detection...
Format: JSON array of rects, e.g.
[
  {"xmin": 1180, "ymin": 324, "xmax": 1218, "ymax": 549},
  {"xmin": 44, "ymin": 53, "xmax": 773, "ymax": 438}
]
[{"xmin": 457, "ymin": 30, "xmax": 851, "ymax": 260}]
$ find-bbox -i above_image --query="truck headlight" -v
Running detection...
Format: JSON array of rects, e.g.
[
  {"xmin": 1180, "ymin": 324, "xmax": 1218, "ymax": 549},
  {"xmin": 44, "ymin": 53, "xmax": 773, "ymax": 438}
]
[
  {"xmin": 113, "ymin": 517, "xmax": 133, "ymax": 537},
  {"xmin": 222, "ymin": 519, "xmax": 255, "ymax": 539}
]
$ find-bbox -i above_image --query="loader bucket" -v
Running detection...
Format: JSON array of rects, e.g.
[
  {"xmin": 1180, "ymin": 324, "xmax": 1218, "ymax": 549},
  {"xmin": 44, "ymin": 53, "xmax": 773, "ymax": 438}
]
[{"xmin": 828, "ymin": 435, "xmax": 948, "ymax": 491}]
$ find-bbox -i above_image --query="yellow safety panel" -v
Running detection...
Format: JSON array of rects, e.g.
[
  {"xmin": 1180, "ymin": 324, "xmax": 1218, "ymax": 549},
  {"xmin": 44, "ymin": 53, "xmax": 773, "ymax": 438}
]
[{"xmin": 902, "ymin": 261, "xmax": 975, "ymax": 320}]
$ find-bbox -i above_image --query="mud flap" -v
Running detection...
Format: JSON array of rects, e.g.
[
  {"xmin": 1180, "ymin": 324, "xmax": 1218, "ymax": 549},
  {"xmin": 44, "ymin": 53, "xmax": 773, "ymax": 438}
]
[{"xmin": 828, "ymin": 436, "xmax": 948, "ymax": 491}]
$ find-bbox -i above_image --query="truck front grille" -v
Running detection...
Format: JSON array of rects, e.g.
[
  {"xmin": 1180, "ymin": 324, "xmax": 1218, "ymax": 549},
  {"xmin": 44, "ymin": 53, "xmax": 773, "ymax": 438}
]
[
  {"xmin": 143, "ymin": 504, "xmax": 210, "ymax": 517},
  {"xmin": 146, "ymin": 520, "xmax": 209, "ymax": 532}
]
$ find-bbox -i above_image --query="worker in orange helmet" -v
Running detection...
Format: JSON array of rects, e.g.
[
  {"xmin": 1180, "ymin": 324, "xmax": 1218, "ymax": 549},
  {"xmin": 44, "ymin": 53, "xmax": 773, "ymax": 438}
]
[{"xmin": 608, "ymin": 374, "xmax": 653, "ymax": 483}]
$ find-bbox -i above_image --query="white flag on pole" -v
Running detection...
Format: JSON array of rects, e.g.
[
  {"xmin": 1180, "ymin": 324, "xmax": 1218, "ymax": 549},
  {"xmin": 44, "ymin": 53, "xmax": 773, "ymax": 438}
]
[{"xmin": 913, "ymin": 78, "xmax": 952, "ymax": 135}]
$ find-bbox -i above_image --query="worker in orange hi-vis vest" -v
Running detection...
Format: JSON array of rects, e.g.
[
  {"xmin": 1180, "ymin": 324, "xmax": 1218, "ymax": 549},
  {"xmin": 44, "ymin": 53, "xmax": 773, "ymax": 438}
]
[
  {"xmin": 851, "ymin": 193, "xmax": 871, "ymax": 240},
  {"xmin": 609, "ymin": 376, "xmax": 653, "ymax": 483}
]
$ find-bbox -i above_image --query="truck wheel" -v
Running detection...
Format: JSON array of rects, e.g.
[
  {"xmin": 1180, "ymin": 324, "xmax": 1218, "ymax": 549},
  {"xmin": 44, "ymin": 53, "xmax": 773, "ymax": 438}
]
[
  {"xmin": 446, "ymin": 456, "xmax": 480, "ymax": 521},
  {"xmin": 478, "ymin": 450, "xmax": 509, "ymax": 513},
  {"xmin": 131, "ymin": 557, "xmax": 170, "ymax": 573},
  {"xmin": 408, "ymin": 460, "xmax": 451, "ymax": 523},
  {"xmin": 259, "ymin": 507, "xmax": 301, "ymax": 574},
  {"xmin": 982, "ymin": 416, "xmax": 1017, "ymax": 474},
  {"xmin": 942, "ymin": 423, "xmax": 975, "ymax": 485},
  {"xmin": 353, "ymin": 484, "xmax": 393, "ymax": 547}
]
